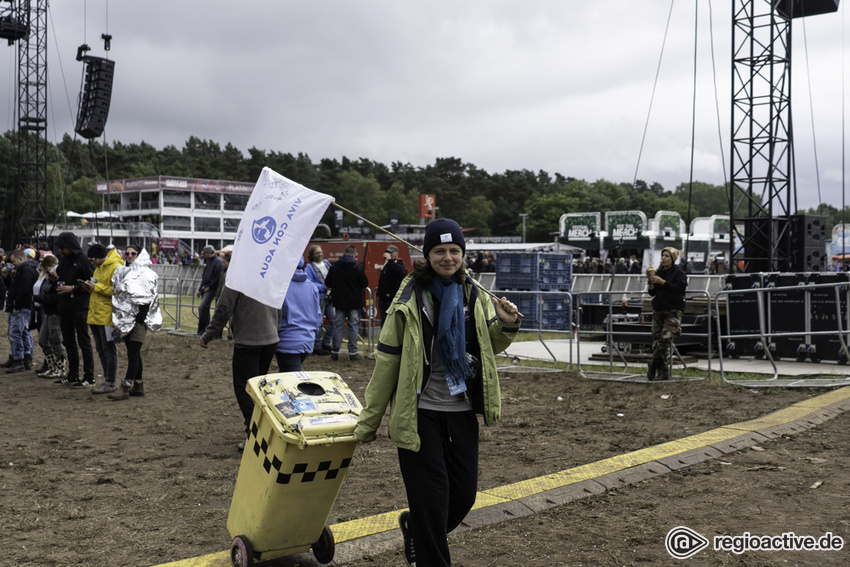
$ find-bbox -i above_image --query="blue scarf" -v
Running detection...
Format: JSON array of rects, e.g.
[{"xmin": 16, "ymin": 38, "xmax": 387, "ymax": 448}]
[{"xmin": 428, "ymin": 277, "xmax": 470, "ymax": 395}]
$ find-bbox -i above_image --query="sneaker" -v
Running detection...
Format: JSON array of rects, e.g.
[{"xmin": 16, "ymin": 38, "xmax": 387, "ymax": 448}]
[
  {"xmin": 399, "ymin": 511, "xmax": 416, "ymax": 567},
  {"xmin": 71, "ymin": 379, "xmax": 95, "ymax": 388},
  {"xmin": 92, "ymin": 381, "xmax": 118, "ymax": 394},
  {"xmin": 54, "ymin": 376, "xmax": 75, "ymax": 385},
  {"xmin": 349, "ymin": 353, "xmax": 361, "ymax": 361}
]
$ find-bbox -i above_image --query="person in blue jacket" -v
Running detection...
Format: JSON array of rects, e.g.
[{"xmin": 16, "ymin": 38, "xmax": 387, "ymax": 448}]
[
  {"xmin": 276, "ymin": 257, "xmax": 322, "ymax": 372},
  {"xmin": 304, "ymin": 244, "xmax": 336, "ymax": 354}
]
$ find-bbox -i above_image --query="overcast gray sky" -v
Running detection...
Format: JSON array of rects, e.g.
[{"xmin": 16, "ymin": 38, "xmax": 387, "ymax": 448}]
[{"xmin": 2, "ymin": 1, "xmax": 848, "ymax": 212}]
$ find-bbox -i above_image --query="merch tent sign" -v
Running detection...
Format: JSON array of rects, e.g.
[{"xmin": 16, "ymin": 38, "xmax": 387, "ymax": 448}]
[
  {"xmin": 559, "ymin": 212, "xmax": 600, "ymax": 249},
  {"xmin": 711, "ymin": 215, "xmax": 732, "ymax": 247},
  {"xmin": 604, "ymin": 210, "xmax": 649, "ymax": 249},
  {"xmin": 654, "ymin": 210, "xmax": 684, "ymax": 245}
]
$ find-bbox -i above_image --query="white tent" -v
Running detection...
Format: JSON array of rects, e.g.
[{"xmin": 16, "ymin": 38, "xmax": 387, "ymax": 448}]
[{"xmin": 64, "ymin": 211, "xmax": 117, "ymax": 219}]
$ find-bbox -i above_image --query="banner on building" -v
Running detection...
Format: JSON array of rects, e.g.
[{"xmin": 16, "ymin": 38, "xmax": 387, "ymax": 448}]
[{"xmin": 419, "ymin": 194, "xmax": 436, "ymax": 218}]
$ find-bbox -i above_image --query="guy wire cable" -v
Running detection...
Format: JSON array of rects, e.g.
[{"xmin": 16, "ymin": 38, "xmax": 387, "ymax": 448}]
[
  {"xmin": 801, "ymin": 15, "xmax": 823, "ymax": 205},
  {"xmin": 633, "ymin": 0, "xmax": 676, "ymax": 187},
  {"xmin": 685, "ymin": 0, "xmax": 699, "ymax": 266},
  {"xmin": 707, "ymin": 0, "xmax": 728, "ymax": 189}
]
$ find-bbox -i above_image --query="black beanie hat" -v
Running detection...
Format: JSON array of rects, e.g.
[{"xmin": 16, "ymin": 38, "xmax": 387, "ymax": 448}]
[
  {"xmin": 423, "ymin": 218, "xmax": 465, "ymax": 258},
  {"xmin": 87, "ymin": 243, "xmax": 107, "ymax": 259}
]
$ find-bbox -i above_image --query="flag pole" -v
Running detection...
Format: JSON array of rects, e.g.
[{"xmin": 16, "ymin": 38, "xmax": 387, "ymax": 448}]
[{"xmin": 332, "ymin": 202, "xmax": 523, "ymax": 318}]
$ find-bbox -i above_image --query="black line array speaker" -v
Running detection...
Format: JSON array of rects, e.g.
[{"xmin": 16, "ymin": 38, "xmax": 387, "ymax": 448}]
[
  {"xmin": 74, "ymin": 56, "xmax": 115, "ymax": 139},
  {"xmin": 790, "ymin": 245, "xmax": 826, "ymax": 272},
  {"xmin": 773, "ymin": 0, "xmax": 840, "ymax": 19},
  {"xmin": 790, "ymin": 214, "xmax": 826, "ymax": 247}
]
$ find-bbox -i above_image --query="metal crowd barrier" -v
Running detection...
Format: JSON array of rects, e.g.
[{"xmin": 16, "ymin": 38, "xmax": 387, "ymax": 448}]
[
  {"xmin": 491, "ymin": 289, "xmax": 575, "ymax": 367},
  {"xmin": 714, "ymin": 281, "xmax": 850, "ymax": 387},
  {"xmin": 574, "ymin": 289, "xmax": 712, "ymax": 382}
]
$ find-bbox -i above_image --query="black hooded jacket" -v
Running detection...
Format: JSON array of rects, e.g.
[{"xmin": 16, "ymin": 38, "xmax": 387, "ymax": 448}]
[
  {"xmin": 55, "ymin": 232, "xmax": 94, "ymax": 314},
  {"xmin": 6, "ymin": 259, "xmax": 39, "ymax": 311},
  {"xmin": 648, "ymin": 263, "xmax": 688, "ymax": 311}
]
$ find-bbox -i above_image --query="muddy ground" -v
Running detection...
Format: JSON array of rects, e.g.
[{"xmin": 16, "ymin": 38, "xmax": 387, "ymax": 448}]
[{"xmin": 0, "ymin": 328, "xmax": 848, "ymax": 567}]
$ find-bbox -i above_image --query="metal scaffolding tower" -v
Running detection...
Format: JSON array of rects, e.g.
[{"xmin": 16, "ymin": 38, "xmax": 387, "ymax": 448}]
[
  {"xmin": 730, "ymin": 0, "xmax": 840, "ymax": 272},
  {"xmin": 15, "ymin": 0, "xmax": 49, "ymax": 245},
  {"xmin": 729, "ymin": 0, "xmax": 795, "ymax": 272}
]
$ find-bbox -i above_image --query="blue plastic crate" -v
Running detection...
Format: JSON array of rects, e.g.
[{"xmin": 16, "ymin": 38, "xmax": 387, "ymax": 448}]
[
  {"xmin": 495, "ymin": 274, "xmax": 538, "ymax": 290},
  {"xmin": 501, "ymin": 293, "xmax": 539, "ymax": 320},
  {"xmin": 538, "ymin": 254, "xmax": 572, "ymax": 273},
  {"xmin": 495, "ymin": 253, "xmax": 536, "ymax": 275}
]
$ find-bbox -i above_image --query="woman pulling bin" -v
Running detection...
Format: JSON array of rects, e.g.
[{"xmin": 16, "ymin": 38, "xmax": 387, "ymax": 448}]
[{"xmin": 354, "ymin": 218, "xmax": 521, "ymax": 567}]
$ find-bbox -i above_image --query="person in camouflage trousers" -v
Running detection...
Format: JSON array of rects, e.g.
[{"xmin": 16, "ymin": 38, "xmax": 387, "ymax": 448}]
[{"xmin": 646, "ymin": 247, "xmax": 688, "ymax": 381}]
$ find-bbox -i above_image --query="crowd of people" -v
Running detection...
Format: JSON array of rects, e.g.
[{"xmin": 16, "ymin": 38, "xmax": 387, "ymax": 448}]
[
  {"xmin": 0, "ymin": 233, "xmax": 161, "ymax": 400},
  {"xmin": 2, "ymin": 222, "xmax": 526, "ymax": 567}
]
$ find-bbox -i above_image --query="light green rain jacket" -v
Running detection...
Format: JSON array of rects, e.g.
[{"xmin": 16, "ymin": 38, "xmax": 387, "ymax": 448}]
[{"xmin": 354, "ymin": 274, "xmax": 520, "ymax": 452}]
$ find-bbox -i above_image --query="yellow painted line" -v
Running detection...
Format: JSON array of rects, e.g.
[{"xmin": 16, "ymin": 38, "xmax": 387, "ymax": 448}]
[
  {"xmin": 330, "ymin": 510, "xmax": 403, "ymax": 544},
  {"xmin": 791, "ymin": 385, "xmax": 850, "ymax": 408},
  {"xmin": 158, "ymin": 552, "xmax": 228, "ymax": 567},
  {"xmin": 483, "ymin": 427, "xmax": 737, "ymax": 502},
  {"xmin": 156, "ymin": 386, "xmax": 850, "ymax": 567}
]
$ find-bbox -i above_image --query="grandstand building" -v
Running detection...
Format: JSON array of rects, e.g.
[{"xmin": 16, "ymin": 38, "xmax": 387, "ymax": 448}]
[{"xmin": 57, "ymin": 176, "xmax": 255, "ymax": 256}]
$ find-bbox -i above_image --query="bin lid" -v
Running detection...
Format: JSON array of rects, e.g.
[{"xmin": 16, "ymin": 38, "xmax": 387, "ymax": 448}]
[{"xmin": 248, "ymin": 372, "xmax": 362, "ymax": 444}]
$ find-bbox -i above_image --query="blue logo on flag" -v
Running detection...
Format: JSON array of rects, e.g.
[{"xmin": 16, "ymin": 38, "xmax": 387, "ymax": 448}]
[{"xmin": 252, "ymin": 216, "xmax": 276, "ymax": 244}]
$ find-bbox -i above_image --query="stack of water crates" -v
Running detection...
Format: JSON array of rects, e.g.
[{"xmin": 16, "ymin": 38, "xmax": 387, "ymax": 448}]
[{"xmin": 494, "ymin": 252, "xmax": 572, "ymax": 330}]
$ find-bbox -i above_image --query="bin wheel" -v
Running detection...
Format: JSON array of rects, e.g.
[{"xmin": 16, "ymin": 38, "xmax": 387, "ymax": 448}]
[
  {"xmin": 230, "ymin": 535, "xmax": 254, "ymax": 567},
  {"xmin": 312, "ymin": 525, "xmax": 335, "ymax": 564}
]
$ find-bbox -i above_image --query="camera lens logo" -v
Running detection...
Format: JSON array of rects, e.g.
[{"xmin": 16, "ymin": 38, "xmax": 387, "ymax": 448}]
[
  {"xmin": 665, "ymin": 526, "xmax": 709, "ymax": 559},
  {"xmin": 252, "ymin": 216, "xmax": 276, "ymax": 244}
]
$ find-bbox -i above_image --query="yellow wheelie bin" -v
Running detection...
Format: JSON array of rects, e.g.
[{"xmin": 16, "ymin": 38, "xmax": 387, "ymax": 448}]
[{"xmin": 227, "ymin": 371, "xmax": 362, "ymax": 566}]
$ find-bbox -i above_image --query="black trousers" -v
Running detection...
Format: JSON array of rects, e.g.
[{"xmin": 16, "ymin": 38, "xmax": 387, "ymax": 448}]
[
  {"xmin": 231, "ymin": 343, "xmax": 276, "ymax": 436},
  {"xmin": 60, "ymin": 308, "xmax": 94, "ymax": 381},
  {"xmin": 398, "ymin": 409, "xmax": 479, "ymax": 567}
]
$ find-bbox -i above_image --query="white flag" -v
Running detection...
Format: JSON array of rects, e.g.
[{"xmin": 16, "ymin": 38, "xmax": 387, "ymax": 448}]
[{"xmin": 226, "ymin": 167, "xmax": 334, "ymax": 308}]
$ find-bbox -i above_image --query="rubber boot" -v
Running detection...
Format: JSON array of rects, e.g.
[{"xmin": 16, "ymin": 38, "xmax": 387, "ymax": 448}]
[
  {"xmin": 49, "ymin": 356, "xmax": 68, "ymax": 381},
  {"xmin": 35, "ymin": 357, "xmax": 49, "ymax": 375},
  {"xmin": 107, "ymin": 382, "xmax": 132, "ymax": 401},
  {"xmin": 129, "ymin": 380, "xmax": 145, "ymax": 397},
  {"xmin": 23, "ymin": 355, "xmax": 32, "ymax": 370},
  {"xmin": 37, "ymin": 354, "xmax": 54, "ymax": 378}
]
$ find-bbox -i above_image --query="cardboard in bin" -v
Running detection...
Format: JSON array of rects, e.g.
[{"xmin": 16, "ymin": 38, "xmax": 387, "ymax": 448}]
[{"xmin": 248, "ymin": 371, "xmax": 362, "ymax": 448}]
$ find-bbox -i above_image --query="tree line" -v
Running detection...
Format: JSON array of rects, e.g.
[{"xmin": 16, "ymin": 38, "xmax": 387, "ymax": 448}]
[{"xmin": 1, "ymin": 131, "xmax": 848, "ymax": 246}]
